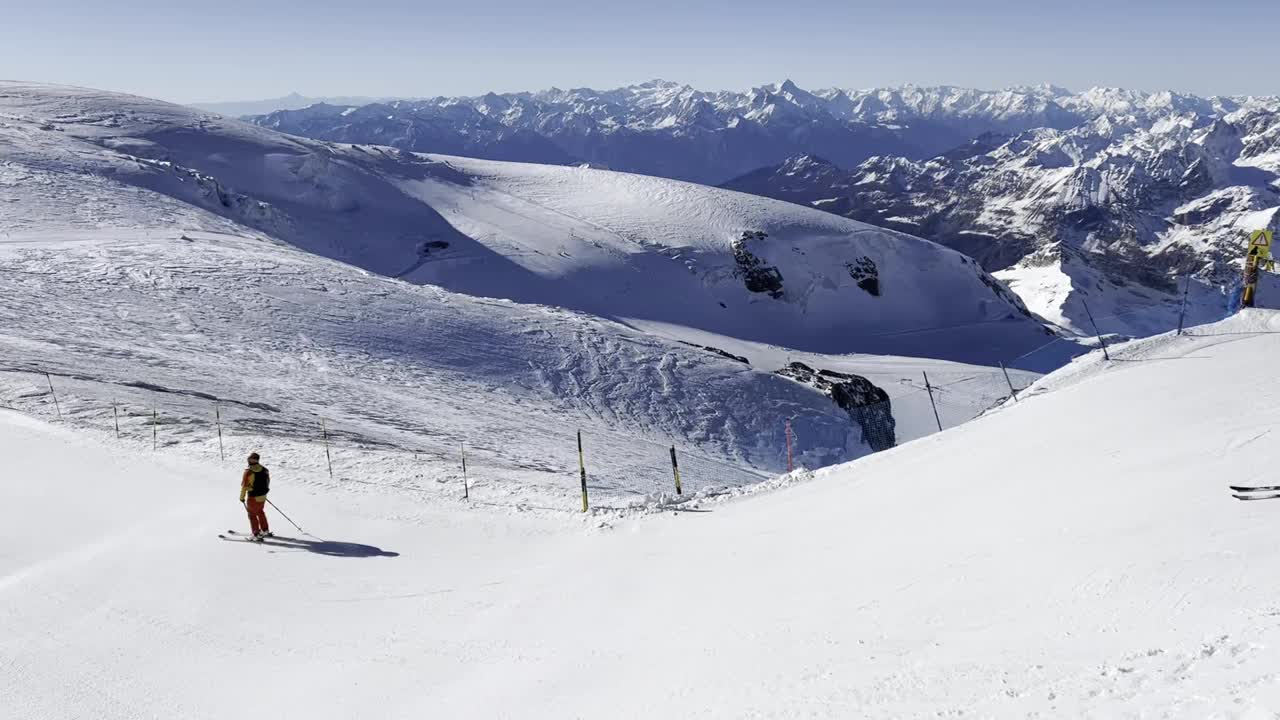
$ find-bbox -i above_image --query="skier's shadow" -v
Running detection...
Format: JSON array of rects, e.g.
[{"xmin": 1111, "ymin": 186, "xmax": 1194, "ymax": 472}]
[{"xmin": 265, "ymin": 536, "xmax": 400, "ymax": 558}]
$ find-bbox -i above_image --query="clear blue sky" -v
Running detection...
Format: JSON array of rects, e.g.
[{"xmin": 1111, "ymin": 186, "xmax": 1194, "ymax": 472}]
[{"xmin": 4, "ymin": 0, "xmax": 1276, "ymax": 102}]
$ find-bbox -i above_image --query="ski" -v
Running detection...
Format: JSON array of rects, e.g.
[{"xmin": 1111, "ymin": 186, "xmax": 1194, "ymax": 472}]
[
  {"xmin": 1229, "ymin": 485, "xmax": 1280, "ymax": 493},
  {"xmin": 1233, "ymin": 493, "xmax": 1280, "ymax": 501},
  {"xmin": 219, "ymin": 530, "xmax": 268, "ymax": 542},
  {"xmin": 219, "ymin": 530, "xmax": 286, "ymax": 542}
]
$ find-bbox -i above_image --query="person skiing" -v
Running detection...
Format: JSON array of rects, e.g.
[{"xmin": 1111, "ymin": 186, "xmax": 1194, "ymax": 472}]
[{"xmin": 239, "ymin": 452, "xmax": 272, "ymax": 541}]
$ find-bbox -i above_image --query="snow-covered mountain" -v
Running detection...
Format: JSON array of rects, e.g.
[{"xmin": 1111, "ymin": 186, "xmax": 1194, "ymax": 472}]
[
  {"xmin": 191, "ymin": 92, "xmax": 391, "ymax": 119},
  {"xmin": 0, "ymin": 81, "xmax": 1053, "ymax": 365},
  {"xmin": 244, "ymin": 80, "xmax": 1278, "ymax": 187},
  {"xmin": 240, "ymin": 80, "xmax": 1280, "ymax": 339},
  {"xmin": 250, "ymin": 80, "xmax": 925, "ymax": 184},
  {"xmin": 724, "ymin": 95, "xmax": 1280, "ymax": 336}
]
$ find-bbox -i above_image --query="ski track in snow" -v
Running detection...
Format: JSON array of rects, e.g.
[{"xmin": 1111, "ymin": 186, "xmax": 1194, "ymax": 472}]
[{"xmin": 7, "ymin": 312, "xmax": 1280, "ymax": 717}]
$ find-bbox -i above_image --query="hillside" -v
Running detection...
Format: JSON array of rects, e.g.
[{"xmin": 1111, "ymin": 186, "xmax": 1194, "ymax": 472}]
[
  {"xmin": 243, "ymin": 79, "xmax": 1280, "ymax": 343},
  {"xmin": 0, "ymin": 81, "xmax": 1056, "ymax": 365},
  {"xmin": 0, "ymin": 224, "xmax": 870, "ymax": 506},
  {"xmin": 723, "ymin": 105, "xmax": 1280, "ymax": 338},
  {"xmin": 6, "ymin": 311, "xmax": 1280, "ymax": 718}
]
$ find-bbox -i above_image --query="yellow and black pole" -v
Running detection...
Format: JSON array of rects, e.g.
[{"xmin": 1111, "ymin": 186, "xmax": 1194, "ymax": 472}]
[
  {"xmin": 669, "ymin": 445, "xmax": 682, "ymax": 495},
  {"xmin": 1243, "ymin": 229, "xmax": 1274, "ymax": 308},
  {"xmin": 577, "ymin": 430, "xmax": 589, "ymax": 512},
  {"xmin": 1243, "ymin": 252, "xmax": 1259, "ymax": 308}
]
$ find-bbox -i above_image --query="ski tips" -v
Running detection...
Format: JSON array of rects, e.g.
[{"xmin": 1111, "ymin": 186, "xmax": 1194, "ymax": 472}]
[{"xmin": 1228, "ymin": 486, "xmax": 1280, "ymax": 499}]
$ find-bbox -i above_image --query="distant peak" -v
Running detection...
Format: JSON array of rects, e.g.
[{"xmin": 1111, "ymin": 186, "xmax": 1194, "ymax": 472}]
[
  {"xmin": 778, "ymin": 154, "xmax": 837, "ymax": 173},
  {"xmin": 634, "ymin": 79, "xmax": 679, "ymax": 89}
]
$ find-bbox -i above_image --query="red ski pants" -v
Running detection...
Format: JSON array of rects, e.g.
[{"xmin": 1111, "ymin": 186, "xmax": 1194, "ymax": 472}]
[{"xmin": 245, "ymin": 497, "xmax": 269, "ymax": 535}]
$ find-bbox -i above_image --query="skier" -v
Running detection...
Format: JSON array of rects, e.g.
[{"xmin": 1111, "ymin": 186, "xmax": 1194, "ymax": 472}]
[{"xmin": 239, "ymin": 452, "xmax": 272, "ymax": 541}]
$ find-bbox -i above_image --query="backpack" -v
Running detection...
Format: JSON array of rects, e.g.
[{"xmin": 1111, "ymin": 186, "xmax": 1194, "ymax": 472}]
[{"xmin": 250, "ymin": 466, "xmax": 270, "ymax": 496}]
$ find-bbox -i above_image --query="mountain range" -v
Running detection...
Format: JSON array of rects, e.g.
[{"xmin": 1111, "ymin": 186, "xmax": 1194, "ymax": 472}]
[{"xmin": 238, "ymin": 81, "xmax": 1280, "ymax": 336}]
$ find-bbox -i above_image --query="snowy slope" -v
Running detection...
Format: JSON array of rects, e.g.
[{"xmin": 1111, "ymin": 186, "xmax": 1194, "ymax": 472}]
[
  {"xmin": 0, "ymin": 81, "xmax": 1056, "ymax": 366},
  {"xmin": 0, "ymin": 224, "xmax": 869, "ymax": 507},
  {"xmin": 622, "ymin": 319, "xmax": 1048, "ymax": 444},
  {"xmin": 993, "ymin": 243, "xmax": 1236, "ymax": 337},
  {"xmin": 391, "ymin": 154, "xmax": 1055, "ymax": 364},
  {"xmin": 7, "ymin": 311, "xmax": 1280, "ymax": 718}
]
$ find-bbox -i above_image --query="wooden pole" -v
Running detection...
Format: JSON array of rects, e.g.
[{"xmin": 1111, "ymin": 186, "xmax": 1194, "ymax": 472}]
[
  {"xmin": 152, "ymin": 405, "xmax": 158, "ymax": 450},
  {"xmin": 669, "ymin": 445, "xmax": 682, "ymax": 495},
  {"xmin": 215, "ymin": 403, "xmax": 225, "ymax": 461},
  {"xmin": 577, "ymin": 430, "xmax": 589, "ymax": 513},
  {"xmin": 321, "ymin": 419, "xmax": 334, "ymax": 480},
  {"xmin": 785, "ymin": 419, "xmax": 793, "ymax": 472},
  {"xmin": 1080, "ymin": 299, "xmax": 1111, "ymax": 360},
  {"xmin": 112, "ymin": 399, "xmax": 120, "ymax": 439},
  {"xmin": 461, "ymin": 443, "xmax": 469, "ymax": 500},
  {"xmin": 999, "ymin": 361, "xmax": 1019, "ymax": 403},
  {"xmin": 923, "ymin": 372, "xmax": 943, "ymax": 432},
  {"xmin": 45, "ymin": 372, "xmax": 61, "ymax": 421},
  {"xmin": 1176, "ymin": 274, "xmax": 1191, "ymax": 336}
]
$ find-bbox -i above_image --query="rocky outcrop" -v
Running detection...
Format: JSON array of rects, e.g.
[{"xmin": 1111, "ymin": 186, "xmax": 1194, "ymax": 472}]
[
  {"xmin": 678, "ymin": 342, "xmax": 750, "ymax": 364},
  {"xmin": 777, "ymin": 362, "xmax": 896, "ymax": 452},
  {"xmin": 732, "ymin": 231, "xmax": 785, "ymax": 299},
  {"xmin": 845, "ymin": 256, "xmax": 880, "ymax": 296}
]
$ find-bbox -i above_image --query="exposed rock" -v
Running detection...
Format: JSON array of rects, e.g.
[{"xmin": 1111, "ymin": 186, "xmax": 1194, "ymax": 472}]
[
  {"xmin": 777, "ymin": 362, "xmax": 896, "ymax": 451},
  {"xmin": 678, "ymin": 342, "xmax": 750, "ymax": 365},
  {"xmin": 845, "ymin": 256, "xmax": 880, "ymax": 296},
  {"xmin": 731, "ymin": 231, "xmax": 785, "ymax": 298}
]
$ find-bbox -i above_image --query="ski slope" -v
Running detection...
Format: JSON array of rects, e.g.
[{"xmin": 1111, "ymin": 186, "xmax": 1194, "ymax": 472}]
[
  {"xmin": 0, "ymin": 225, "xmax": 869, "ymax": 508},
  {"xmin": 0, "ymin": 81, "xmax": 1058, "ymax": 366},
  {"xmin": 6, "ymin": 311, "xmax": 1280, "ymax": 718}
]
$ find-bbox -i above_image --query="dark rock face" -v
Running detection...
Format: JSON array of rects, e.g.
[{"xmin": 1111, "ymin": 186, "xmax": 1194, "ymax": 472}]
[
  {"xmin": 678, "ymin": 341, "xmax": 750, "ymax": 364},
  {"xmin": 732, "ymin": 231, "xmax": 785, "ymax": 299},
  {"xmin": 845, "ymin": 256, "xmax": 880, "ymax": 296},
  {"xmin": 777, "ymin": 362, "xmax": 896, "ymax": 452}
]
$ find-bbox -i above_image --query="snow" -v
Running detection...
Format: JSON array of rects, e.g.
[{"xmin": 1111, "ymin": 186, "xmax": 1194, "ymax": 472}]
[
  {"xmin": 995, "ymin": 244, "xmax": 1240, "ymax": 338},
  {"xmin": 0, "ymin": 80, "xmax": 1054, "ymax": 366},
  {"xmin": 18, "ymin": 78, "xmax": 1280, "ymax": 716},
  {"xmin": 395, "ymin": 155, "xmax": 1053, "ymax": 363},
  {"xmin": 624, "ymin": 319, "xmax": 1043, "ymax": 444},
  {"xmin": 8, "ymin": 77, "xmax": 1280, "ymax": 718},
  {"xmin": 9, "ymin": 311, "xmax": 1280, "ymax": 717},
  {"xmin": 0, "ymin": 227, "xmax": 861, "ymax": 510}
]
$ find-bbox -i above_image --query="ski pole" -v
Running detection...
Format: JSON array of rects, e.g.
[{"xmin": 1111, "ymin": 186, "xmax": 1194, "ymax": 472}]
[{"xmin": 266, "ymin": 498, "xmax": 304, "ymax": 533}]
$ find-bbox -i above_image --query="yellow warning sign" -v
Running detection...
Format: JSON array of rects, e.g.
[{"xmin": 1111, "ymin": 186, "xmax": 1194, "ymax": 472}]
[{"xmin": 1248, "ymin": 229, "xmax": 1275, "ymax": 270}]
